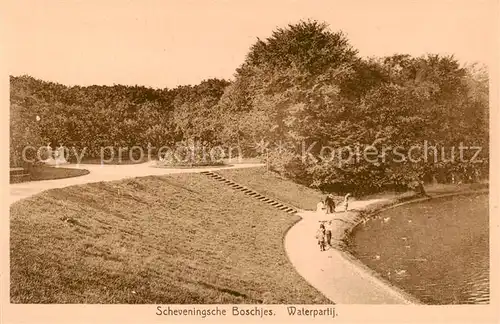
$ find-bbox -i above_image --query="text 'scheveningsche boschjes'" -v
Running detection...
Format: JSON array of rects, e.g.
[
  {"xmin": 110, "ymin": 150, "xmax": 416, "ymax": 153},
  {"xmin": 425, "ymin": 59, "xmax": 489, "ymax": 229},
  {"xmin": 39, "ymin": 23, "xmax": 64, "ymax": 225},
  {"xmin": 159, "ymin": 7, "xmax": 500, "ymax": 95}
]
[{"xmin": 155, "ymin": 306, "xmax": 337, "ymax": 318}]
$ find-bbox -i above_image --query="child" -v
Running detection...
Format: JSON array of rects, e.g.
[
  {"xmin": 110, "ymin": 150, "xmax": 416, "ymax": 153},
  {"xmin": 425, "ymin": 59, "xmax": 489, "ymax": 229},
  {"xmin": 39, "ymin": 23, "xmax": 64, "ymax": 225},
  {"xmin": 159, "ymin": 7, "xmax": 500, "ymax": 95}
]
[
  {"xmin": 316, "ymin": 199, "xmax": 325, "ymax": 214},
  {"xmin": 325, "ymin": 221, "xmax": 332, "ymax": 246},
  {"xmin": 316, "ymin": 224, "xmax": 327, "ymax": 251}
]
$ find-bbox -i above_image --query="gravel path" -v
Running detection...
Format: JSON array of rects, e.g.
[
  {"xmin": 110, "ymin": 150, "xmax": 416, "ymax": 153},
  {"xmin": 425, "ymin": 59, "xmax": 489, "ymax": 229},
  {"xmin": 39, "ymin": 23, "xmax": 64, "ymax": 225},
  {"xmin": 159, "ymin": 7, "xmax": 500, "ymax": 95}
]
[{"xmin": 284, "ymin": 200, "xmax": 421, "ymax": 304}]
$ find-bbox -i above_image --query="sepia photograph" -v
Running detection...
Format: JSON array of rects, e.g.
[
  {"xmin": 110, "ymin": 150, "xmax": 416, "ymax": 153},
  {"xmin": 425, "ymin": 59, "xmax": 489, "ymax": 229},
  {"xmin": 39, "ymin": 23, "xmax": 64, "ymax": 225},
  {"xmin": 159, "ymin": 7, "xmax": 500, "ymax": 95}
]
[{"xmin": 1, "ymin": 0, "xmax": 498, "ymax": 322}]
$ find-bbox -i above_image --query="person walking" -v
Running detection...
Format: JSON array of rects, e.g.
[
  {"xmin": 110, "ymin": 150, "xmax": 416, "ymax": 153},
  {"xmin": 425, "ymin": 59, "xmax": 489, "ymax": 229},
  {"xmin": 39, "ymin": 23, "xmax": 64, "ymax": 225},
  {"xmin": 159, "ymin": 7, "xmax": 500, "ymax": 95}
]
[
  {"xmin": 344, "ymin": 193, "xmax": 351, "ymax": 212},
  {"xmin": 325, "ymin": 221, "xmax": 333, "ymax": 247},
  {"xmin": 324, "ymin": 195, "xmax": 333, "ymax": 214},
  {"xmin": 316, "ymin": 224, "xmax": 327, "ymax": 251},
  {"xmin": 328, "ymin": 194, "xmax": 336, "ymax": 213},
  {"xmin": 316, "ymin": 199, "xmax": 325, "ymax": 215}
]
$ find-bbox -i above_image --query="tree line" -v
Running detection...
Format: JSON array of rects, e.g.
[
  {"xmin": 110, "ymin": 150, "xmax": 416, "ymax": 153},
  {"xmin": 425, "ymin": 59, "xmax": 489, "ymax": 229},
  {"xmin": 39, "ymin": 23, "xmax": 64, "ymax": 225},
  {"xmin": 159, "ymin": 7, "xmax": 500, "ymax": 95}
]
[{"xmin": 10, "ymin": 20, "xmax": 489, "ymax": 194}]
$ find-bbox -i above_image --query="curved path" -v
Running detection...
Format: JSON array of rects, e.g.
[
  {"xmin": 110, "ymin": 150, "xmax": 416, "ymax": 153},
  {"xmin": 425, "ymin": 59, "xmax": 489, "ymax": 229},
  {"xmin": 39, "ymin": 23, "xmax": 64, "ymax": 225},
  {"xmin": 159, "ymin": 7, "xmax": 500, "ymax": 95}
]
[
  {"xmin": 10, "ymin": 162, "xmax": 418, "ymax": 304},
  {"xmin": 285, "ymin": 201, "xmax": 421, "ymax": 304},
  {"xmin": 9, "ymin": 161, "xmax": 264, "ymax": 205}
]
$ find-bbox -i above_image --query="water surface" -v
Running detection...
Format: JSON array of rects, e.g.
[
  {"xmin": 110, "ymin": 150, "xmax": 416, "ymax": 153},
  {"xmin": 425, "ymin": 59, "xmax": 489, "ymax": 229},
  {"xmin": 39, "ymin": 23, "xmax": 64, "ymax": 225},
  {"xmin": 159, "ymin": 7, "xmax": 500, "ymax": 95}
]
[{"xmin": 349, "ymin": 193, "xmax": 489, "ymax": 304}]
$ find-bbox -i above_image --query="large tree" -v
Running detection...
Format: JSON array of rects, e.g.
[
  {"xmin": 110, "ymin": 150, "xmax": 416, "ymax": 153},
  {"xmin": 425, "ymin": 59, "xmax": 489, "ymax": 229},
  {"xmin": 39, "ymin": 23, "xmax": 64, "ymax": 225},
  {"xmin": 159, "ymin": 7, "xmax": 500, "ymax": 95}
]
[
  {"xmin": 216, "ymin": 21, "xmax": 489, "ymax": 194},
  {"xmin": 217, "ymin": 20, "xmax": 362, "ymax": 155}
]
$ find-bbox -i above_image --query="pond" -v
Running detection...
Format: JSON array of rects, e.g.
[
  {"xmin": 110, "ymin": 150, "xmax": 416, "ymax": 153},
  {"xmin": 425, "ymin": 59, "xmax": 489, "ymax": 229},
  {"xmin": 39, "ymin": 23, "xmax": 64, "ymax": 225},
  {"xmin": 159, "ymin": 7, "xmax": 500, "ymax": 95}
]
[{"xmin": 348, "ymin": 193, "xmax": 489, "ymax": 304}]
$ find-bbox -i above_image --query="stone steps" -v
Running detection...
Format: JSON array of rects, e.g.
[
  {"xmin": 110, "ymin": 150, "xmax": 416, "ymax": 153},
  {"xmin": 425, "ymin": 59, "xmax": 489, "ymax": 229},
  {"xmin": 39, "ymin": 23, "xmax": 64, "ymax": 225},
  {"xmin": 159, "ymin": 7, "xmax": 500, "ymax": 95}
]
[{"xmin": 200, "ymin": 171, "xmax": 298, "ymax": 215}]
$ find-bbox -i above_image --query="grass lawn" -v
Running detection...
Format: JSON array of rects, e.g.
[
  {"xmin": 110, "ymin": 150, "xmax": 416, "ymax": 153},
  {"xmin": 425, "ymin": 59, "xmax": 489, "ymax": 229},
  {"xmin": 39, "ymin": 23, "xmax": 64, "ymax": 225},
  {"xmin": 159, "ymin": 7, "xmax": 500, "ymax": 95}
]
[
  {"xmin": 362, "ymin": 182, "xmax": 488, "ymax": 199},
  {"xmin": 153, "ymin": 160, "xmax": 226, "ymax": 168},
  {"xmin": 74, "ymin": 157, "xmax": 147, "ymax": 165},
  {"xmin": 217, "ymin": 167, "xmax": 323, "ymax": 210},
  {"xmin": 152, "ymin": 156, "xmax": 262, "ymax": 169},
  {"xmin": 10, "ymin": 173, "xmax": 330, "ymax": 304},
  {"xmin": 11, "ymin": 166, "xmax": 90, "ymax": 183},
  {"xmin": 421, "ymin": 182, "xmax": 488, "ymax": 195},
  {"xmin": 152, "ymin": 164, "xmax": 230, "ymax": 169}
]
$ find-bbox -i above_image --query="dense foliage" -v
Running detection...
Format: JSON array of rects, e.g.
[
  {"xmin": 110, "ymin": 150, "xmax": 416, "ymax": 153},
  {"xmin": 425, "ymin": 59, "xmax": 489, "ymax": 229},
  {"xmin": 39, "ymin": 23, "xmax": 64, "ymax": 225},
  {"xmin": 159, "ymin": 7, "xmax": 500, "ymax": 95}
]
[
  {"xmin": 216, "ymin": 21, "xmax": 489, "ymax": 194},
  {"xmin": 10, "ymin": 20, "xmax": 489, "ymax": 194},
  {"xmin": 10, "ymin": 76, "xmax": 229, "ymax": 163}
]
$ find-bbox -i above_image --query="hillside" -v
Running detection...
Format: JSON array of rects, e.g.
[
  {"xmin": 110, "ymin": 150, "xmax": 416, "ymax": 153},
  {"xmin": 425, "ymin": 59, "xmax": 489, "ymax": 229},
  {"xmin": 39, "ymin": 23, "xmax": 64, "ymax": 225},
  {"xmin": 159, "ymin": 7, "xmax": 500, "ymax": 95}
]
[
  {"xmin": 218, "ymin": 167, "xmax": 324, "ymax": 210},
  {"xmin": 10, "ymin": 173, "xmax": 329, "ymax": 304}
]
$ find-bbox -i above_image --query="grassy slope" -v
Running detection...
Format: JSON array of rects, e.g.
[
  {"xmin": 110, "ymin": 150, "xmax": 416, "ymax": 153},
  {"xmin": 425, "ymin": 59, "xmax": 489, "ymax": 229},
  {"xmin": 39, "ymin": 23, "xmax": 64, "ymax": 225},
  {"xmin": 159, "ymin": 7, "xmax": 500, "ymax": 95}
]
[
  {"xmin": 360, "ymin": 182, "xmax": 489, "ymax": 209},
  {"xmin": 217, "ymin": 168, "xmax": 488, "ymax": 211},
  {"xmin": 217, "ymin": 167, "xmax": 323, "ymax": 210},
  {"xmin": 74, "ymin": 158, "xmax": 146, "ymax": 165},
  {"xmin": 10, "ymin": 173, "xmax": 329, "ymax": 304}
]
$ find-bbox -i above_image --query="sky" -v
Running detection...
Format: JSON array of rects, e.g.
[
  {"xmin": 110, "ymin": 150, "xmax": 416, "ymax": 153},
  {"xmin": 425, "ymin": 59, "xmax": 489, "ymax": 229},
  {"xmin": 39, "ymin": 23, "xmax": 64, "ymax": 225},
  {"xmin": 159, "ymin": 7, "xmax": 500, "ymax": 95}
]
[{"xmin": 2, "ymin": 0, "xmax": 498, "ymax": 89}]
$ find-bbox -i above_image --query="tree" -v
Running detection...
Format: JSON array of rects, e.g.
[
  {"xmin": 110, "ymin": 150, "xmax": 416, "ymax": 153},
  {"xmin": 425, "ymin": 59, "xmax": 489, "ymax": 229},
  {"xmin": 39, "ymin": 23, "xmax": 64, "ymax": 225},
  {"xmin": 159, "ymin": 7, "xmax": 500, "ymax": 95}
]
[
  {"xmin": 217, "ymin": 20, "xmax": 361, "ymax": 154},
  {"xmin": 10, "ymin": 103, "xmax": 43, "ymax": 167},
  {"xmin": 172, "ymin": 79, "xmax": 230, "ymax": 146}
]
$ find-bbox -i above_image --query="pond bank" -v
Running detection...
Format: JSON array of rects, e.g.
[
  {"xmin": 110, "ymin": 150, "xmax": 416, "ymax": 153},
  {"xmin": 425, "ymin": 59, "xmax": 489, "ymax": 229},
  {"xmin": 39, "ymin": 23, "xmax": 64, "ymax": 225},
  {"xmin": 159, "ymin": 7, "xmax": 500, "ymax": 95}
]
[
  {"xmin": 284, "ymin": 198, "xmax": 421, "ymax": 304},
  {"xmin": 284, "ymin": 188, "xmax": 488, "ymax": 304}
]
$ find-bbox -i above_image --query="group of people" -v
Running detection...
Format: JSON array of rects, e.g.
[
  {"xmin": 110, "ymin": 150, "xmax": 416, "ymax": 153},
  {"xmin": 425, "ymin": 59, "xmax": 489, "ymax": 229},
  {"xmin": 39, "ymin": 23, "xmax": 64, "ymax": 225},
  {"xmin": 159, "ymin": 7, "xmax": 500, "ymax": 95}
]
[
  {"xmin": 316, "ymin": 193, "xmax": 351, "ymax": 214},
  {"xmin": 314, "ymin": 193, "xmax": 351, "ymax": 251},
  {"xmin": 324, "ymin": 194, "xmax": 336, "ymax": 213}
]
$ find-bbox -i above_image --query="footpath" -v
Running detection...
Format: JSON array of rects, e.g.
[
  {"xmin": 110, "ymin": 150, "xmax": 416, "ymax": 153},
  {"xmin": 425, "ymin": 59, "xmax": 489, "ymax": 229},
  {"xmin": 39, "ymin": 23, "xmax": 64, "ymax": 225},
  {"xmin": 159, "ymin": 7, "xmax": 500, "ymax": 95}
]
[
  {"xmin": 284, "ymin": 200, "xmax": 421, "ymax": 304},
  {"xmin": 9, "ymin": 162, "xmax": 264, "ymax": 205},
  {"xmin": 9, "ymin": 162, "xmax": 420, "ymax": 304}
]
